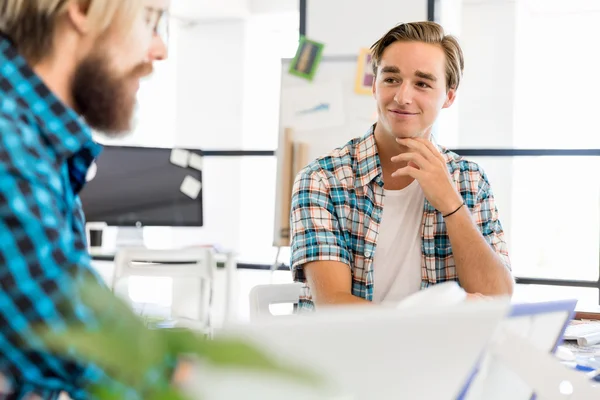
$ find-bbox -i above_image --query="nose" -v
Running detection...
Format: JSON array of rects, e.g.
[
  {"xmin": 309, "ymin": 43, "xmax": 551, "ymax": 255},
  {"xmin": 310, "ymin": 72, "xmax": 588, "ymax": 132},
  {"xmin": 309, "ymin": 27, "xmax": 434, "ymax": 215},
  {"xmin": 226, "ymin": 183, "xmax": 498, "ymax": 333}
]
[
  {"xmin": 393, "ymin": 82, "xmax": 412, "ymax": 105},
  {"xmin": 148, "ymin": 34, "xmax": 168, "ymax": 61}
]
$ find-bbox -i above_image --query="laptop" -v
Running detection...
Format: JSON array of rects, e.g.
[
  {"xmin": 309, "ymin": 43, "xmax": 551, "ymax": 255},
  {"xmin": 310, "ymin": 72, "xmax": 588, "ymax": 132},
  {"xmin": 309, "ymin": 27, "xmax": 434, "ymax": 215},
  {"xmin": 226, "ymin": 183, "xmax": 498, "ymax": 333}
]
[
  {"xmin": 193, "ymin": 298, "xmax": 511, "ymax": 400},
  {"xmin": 462, "ymin": 299, "xmax": 577, "ymax": 400}
]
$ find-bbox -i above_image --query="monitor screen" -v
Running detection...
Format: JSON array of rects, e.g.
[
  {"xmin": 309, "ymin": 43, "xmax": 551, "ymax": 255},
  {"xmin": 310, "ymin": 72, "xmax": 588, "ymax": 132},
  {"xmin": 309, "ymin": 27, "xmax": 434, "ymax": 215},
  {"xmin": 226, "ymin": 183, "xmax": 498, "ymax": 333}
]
[{"xmin": 79, "ymin": 145, "xmax": 203, "ymax": 227}]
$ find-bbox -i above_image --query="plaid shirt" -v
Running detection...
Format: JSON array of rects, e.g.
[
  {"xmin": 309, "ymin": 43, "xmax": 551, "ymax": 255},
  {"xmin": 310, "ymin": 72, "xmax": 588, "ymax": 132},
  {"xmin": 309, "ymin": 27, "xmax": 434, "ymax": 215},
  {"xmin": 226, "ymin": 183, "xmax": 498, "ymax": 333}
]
[
  {"xmin": 0, "ymin": 35, "xmax": 114, "ymax": 399},
  {"xmin": 290, "ymin": 126, "xmax": 511, "ymax": 310}
]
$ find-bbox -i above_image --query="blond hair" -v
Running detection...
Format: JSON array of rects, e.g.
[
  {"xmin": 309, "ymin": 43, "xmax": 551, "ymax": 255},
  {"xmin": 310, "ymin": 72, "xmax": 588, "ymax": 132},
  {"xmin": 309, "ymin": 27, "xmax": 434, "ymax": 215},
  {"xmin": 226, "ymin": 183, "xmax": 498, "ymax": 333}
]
[
  {"xmin": 370, "ymin": 21, "xmax": 464, "ymax": 90},
  {"xmin": 0, "ymin": 0, "xmax": 144, "ymax": 63}
]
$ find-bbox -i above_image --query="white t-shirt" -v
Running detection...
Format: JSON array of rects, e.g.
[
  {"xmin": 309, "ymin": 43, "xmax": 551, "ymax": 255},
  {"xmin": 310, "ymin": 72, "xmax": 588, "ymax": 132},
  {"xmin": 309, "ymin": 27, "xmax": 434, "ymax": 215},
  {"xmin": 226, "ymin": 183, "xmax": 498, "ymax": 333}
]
[{"xmin": 372, "ymin": 180, "xmax": 425, "ymax": 304}]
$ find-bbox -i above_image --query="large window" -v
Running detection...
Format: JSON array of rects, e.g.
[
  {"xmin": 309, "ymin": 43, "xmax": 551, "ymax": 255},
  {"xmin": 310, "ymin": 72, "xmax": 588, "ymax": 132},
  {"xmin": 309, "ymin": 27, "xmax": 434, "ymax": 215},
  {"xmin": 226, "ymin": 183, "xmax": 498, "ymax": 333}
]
[
  {"xmin": 469, "ymin": 156, "xmax": 600, "ymax": 282},
  {"xmin": 443, "ymin": 0, "xmax": 600, "ymax": 304}
]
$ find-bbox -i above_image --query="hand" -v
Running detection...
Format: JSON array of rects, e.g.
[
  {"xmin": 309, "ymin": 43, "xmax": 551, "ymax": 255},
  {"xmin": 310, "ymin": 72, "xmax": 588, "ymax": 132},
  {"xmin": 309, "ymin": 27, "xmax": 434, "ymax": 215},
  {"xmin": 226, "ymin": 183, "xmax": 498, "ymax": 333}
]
[
  {"xmin": 466, "ymin": 292, "xmax": 488, "ymax": 301},
  {"xmin": 390, "ymin": 138, "xmax": 463, "ymax": 215}
]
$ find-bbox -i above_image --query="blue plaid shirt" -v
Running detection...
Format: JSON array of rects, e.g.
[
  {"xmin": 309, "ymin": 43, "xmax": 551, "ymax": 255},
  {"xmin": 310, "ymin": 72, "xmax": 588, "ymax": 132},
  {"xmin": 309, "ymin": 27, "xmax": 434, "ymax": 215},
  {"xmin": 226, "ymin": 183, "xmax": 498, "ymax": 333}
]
[
  {"xmin": 0, "ymin": 35, "xmax": 115, "ymax": 399},
  {"xmin": 290, "ymin": 127, "xmax": 511, "ymax": 310}
]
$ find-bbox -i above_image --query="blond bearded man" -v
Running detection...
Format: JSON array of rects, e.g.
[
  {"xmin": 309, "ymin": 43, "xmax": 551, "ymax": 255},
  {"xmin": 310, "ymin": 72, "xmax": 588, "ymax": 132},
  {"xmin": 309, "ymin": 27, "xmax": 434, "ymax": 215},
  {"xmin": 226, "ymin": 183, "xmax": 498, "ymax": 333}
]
[{"xmin": 0, "ymin": 1, "xmax": 169, "ymax": 398}]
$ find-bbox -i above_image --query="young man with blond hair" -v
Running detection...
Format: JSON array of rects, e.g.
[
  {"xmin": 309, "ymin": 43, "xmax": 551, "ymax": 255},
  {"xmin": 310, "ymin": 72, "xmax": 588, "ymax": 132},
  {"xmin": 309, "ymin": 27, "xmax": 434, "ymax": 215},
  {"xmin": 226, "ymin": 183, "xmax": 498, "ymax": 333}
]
[
  {"xmin": 0, "ymin": 0, "xmax": 169, "ymax": 398},
  {"xmin": 290, "ymin": 21, "xmax": 514, "ymax": 310}
]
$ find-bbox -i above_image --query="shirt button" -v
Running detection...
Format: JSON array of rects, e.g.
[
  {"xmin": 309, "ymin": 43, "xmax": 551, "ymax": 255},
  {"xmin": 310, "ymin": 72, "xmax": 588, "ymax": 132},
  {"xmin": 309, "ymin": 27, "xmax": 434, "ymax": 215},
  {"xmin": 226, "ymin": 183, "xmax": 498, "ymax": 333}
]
[{"xmin": 365, "ymin": 251, "xmax": 372, "ymax": 258}]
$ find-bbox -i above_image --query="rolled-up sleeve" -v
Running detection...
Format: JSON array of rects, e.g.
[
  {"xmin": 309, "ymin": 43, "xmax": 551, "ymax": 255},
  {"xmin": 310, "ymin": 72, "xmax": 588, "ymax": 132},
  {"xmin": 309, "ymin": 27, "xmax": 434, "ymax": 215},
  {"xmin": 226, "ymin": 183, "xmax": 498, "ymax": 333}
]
[
  {"xmin": 473, "ymin": 170, "xmax": 511, "ymax": 271},
  {"xmin": 289, "ymin": 169, "xmax": 351, "ymax": 283}
]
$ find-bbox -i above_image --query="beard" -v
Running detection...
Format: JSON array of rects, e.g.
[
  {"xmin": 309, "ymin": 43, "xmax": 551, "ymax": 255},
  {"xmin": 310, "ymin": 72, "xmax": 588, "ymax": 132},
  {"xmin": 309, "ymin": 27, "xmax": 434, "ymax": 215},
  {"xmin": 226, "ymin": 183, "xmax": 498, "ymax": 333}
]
[{"xmin": 72, "ymin": 51, "xmax": 153, "ymax": 137}]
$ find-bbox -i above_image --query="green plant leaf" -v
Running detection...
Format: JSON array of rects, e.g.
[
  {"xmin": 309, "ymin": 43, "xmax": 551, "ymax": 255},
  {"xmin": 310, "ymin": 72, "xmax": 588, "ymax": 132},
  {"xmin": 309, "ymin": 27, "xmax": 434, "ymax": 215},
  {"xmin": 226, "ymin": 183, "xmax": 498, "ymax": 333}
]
[
  {"xmin": 145, "ymin": 386, "xmax": 192, "ymax": 400},
  {"xmin": 37, "ymin": 278, "xmax": 320, "ymax": 399},
  {"xmin": 162, "ymin": 330, "xmax": 321, "ymax": 386}
]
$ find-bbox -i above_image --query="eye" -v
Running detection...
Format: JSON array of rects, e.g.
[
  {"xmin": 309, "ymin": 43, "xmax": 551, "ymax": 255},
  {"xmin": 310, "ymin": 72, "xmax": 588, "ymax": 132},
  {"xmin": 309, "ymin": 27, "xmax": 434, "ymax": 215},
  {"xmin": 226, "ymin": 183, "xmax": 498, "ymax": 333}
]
[
  {"xmin": 417, "ymin": 82, "xmax": 431, "ymax": 88},
  {"xmin": 384, "ymin": 77, "xmax": 398, "ymax": 84}
]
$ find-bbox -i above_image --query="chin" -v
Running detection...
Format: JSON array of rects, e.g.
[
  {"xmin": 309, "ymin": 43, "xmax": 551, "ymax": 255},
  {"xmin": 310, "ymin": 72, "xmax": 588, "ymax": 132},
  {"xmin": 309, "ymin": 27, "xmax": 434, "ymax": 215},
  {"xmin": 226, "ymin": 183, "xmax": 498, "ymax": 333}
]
[{"xmin": 393, "ymin": 131, "xmax": 423, "ymax": 139}]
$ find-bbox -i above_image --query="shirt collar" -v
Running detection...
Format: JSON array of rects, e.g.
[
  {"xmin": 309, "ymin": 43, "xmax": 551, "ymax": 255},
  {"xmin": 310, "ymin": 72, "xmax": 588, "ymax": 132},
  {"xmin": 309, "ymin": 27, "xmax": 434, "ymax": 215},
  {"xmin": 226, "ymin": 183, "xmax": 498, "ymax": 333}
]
[
  {"xmin": 354, "ymin": 124, "xmax": 384, "ymax": 188},
  {"xmin": 0, "ymin": 34, "xmax": 101, "ymax": 161}
]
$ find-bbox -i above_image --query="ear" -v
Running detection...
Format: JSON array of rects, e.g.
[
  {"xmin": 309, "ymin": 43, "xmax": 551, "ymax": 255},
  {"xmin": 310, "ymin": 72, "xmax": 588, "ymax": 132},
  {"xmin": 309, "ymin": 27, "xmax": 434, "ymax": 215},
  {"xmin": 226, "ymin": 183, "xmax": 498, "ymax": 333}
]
[
  {"xmin": 442, "ymin": 88, "xmax": 456, "ymax": 109},
  {"xmin": 65, "ymin": 0, "xmax": 92, "ymax": 35}
]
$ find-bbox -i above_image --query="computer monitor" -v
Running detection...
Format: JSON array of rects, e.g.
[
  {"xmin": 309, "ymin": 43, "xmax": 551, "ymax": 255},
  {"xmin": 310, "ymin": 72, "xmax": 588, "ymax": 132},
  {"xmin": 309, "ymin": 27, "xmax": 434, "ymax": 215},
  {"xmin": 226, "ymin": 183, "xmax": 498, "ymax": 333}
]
[{"xmin": 79, "ymin": 145, "xmax": 203, "ymax": 227}]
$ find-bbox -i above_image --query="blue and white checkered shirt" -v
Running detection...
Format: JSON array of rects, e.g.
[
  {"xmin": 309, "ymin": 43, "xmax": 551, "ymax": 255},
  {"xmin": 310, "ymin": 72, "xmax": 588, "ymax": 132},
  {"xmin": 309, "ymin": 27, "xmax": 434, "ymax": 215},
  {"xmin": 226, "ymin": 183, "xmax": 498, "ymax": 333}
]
[
  {"xmin": 0, "ymin": 34, "xmax": 115, "ymax": 399},
  {"xmin": 290, "ymin": 126, "xmax": 511, "ymax": 310}
]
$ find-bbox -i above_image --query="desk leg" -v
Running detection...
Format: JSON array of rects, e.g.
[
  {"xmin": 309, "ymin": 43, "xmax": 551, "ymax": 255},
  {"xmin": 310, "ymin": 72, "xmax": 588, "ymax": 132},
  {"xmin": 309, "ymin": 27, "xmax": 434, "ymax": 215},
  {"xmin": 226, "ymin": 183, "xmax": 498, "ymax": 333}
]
[{"xmin": 224, "ymin": 253, "xmax": 237, "ymax": 324}]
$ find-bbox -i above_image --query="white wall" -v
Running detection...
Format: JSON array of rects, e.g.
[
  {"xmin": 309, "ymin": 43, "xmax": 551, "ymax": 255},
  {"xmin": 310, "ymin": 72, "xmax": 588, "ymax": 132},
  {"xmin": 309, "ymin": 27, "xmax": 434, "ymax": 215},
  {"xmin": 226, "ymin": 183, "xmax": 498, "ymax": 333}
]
[
  {"xmin": 457, "ymin": 0, "xmax": 516, "ymax": 148},
  {"xmin": 452, "ymin": 0, "xmax": 516, "ymax": 246},
  {"xmin": 306, "ymin": 0, "xmax": 428, "ymax": 55},
  {"xmin": 170, "ymin": 0, "xmax": 250, "ymax": 19},
  {"xmin": 169, "ymin": 21, "xmax": 247, "ymax": 251},
  {"xmin": 250, "ymin": 0, "xmax": 298, "ymax": 14},
  {"xmin": 153, "ymin": 8, "xmax": 298, "ymax": 257}
]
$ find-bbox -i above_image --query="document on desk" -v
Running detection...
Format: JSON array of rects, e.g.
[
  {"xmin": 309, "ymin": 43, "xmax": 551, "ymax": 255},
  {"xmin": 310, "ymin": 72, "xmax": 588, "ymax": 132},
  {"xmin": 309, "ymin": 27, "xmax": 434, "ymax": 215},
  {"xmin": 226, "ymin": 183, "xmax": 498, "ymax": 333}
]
[{"xmin": 564, "ymin": 322, "xmax": 600, "ymax": 346}]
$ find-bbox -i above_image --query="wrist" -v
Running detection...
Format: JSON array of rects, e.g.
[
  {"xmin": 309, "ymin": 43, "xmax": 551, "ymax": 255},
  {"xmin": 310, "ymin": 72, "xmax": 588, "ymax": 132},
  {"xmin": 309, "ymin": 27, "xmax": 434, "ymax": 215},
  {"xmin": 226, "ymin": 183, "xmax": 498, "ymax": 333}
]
[
  {"xmin": 442, "ymin": 201, "xmax": 465, "ymax": 219},
  {"xmin": 440, "ymin": 195, "xmax": 464, "ymax": 216}
]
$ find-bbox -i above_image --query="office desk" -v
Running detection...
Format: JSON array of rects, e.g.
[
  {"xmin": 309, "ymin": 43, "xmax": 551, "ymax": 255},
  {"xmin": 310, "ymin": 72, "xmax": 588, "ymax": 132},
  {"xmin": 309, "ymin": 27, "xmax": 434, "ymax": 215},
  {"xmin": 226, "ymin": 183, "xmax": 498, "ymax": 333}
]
[
  {"xmin": 91, "ymin": 251, "xmax": 238, "ymax": 325},
  {"xmin": 575, "ymin": 306, "xmax": 600, "ymax": 320},
  {"xmin": 91, "ymin": 255, "xmax": 294, "ymax": 325}
]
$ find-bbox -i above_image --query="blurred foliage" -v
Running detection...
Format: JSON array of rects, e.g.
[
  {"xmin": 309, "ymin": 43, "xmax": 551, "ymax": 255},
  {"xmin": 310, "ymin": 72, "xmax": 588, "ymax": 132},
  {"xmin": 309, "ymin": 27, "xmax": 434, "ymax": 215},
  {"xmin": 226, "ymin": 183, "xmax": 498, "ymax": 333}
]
[{"xmin": 39, "ymin": 280, "xmax": 318, "ymax": 399}]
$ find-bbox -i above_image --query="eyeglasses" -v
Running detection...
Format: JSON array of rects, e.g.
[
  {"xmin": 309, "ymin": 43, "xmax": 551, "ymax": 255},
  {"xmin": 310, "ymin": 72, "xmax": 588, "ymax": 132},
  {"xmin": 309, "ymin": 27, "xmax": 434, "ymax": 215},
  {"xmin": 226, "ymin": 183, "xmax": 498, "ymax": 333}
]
[{"xmin": 145, "ymin": 7, "xmax": 169, "ymax": 47}]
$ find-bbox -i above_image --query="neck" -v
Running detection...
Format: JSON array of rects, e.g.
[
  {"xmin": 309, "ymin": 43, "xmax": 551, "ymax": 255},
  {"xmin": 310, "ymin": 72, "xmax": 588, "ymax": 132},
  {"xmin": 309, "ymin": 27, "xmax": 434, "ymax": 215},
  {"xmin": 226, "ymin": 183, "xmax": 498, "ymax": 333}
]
[{"xmin": 32, "ymin": 56, "xmax": 76, "ymax": 110}]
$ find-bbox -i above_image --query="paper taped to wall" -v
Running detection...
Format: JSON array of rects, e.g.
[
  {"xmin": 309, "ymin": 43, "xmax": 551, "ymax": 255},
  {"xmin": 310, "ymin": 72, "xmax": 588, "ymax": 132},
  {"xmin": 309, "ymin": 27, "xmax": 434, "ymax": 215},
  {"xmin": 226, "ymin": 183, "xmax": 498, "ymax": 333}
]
[
  {"xmin": 188, "ymin": 153, "xmax": 203, "ymax": 171},
  {"xmin": 170, "ymin": 149, "xmax": 190, "ymax": 168},
  {"xmin": 180, "ymin": 175, "xmax": 202, "ymax": 199},
  {"xmin": 280, "ymin": 80, "xmax": 345, "ymax": 131}
]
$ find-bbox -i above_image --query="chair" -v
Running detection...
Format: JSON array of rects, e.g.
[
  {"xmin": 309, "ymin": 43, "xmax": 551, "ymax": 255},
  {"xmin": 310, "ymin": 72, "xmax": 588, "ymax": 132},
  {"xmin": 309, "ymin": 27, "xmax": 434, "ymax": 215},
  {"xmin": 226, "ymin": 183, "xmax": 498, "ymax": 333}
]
[
  {"xmin": 112, "ymin": 247, "xmax": 216, "ymax": 330},
  {"xmin": 248, "ymin": 283, "xmax": 303, "ymax": 322}
]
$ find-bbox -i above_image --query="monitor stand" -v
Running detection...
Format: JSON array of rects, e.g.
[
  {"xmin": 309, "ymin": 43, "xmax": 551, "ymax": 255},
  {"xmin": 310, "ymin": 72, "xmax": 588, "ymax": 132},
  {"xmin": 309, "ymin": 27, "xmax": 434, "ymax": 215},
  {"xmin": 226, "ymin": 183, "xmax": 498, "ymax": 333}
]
[{"xmin": 115, "ymin": 226, "xmax": 146, "ymax": 249}]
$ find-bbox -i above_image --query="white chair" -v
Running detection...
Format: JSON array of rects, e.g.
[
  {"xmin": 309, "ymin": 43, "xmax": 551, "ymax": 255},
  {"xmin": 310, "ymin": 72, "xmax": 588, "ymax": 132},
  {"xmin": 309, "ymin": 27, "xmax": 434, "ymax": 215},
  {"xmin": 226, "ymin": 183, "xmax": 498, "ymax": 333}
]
[
  {"xmin": 248, "ymin": 283, "xmax": 303, "ymax": 322},
  {"xmin": 112, "ymin": 247, "xmax": 216, "ymax": 330}
]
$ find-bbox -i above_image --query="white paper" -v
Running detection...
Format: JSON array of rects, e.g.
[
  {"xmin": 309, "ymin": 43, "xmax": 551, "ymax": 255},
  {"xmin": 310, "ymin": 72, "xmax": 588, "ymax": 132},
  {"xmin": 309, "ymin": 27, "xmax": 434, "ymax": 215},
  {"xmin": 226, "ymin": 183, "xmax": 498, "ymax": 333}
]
[
  {"xmin": 170, "ymin": 149, "xmax": 190, "ymax": 168},
  {"xmin": 180, "ymin": 175, "xmax": 202, "ymax": 199},
  {"xmin": 281, "ymin": 81, "xmax": 345, "ymax": 131},
  {"xmin": 188, "ymin": 153, "xmax": 203, "ymax": 172}
]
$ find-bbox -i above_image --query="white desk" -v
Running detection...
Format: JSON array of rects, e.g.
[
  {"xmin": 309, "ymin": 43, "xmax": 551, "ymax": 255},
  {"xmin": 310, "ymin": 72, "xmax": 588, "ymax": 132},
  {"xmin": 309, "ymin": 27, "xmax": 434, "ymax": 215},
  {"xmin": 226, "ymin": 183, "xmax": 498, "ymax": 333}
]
[
  {"xmin": 91, "ymin": 255, "xmax": 293, "ymax": 325},
  {"xmin": 91, "ymin": 251, "xmax": 239, "ymax": 326}
]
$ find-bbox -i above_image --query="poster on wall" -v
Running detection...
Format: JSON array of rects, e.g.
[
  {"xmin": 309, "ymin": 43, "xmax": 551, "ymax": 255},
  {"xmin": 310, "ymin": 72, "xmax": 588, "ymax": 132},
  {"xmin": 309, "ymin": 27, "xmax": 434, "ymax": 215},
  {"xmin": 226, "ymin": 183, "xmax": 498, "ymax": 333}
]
[
  {"xmin": 354, "ymin": 48, "xmax": 375, "ymax": 95},
  {"xmin": 289, "ymin": 36, "xmax": 325, "ymax": 81}
]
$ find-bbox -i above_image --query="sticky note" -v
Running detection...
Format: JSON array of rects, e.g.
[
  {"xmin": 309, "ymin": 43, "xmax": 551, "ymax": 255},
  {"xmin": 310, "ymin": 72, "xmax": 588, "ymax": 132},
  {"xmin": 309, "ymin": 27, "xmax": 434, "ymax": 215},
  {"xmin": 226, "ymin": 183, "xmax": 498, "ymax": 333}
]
[
  {"xmin": 180, "ymin": 175, "xmax": 202, "ymax": 199},
  {"xmin": 170, "ymin": 149, "xmax": 190, "ymax": 168},
  {"xmin": 188, "ymin": 153, "xmax": 203, "ymax": 171}
]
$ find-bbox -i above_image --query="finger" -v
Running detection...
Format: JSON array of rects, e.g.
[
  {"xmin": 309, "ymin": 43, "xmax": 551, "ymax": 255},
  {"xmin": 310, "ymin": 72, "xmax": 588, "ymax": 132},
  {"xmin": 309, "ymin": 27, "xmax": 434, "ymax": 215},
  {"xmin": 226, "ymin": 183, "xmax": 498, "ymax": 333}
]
[
  {"xmin": 391, "ymin": 166, "xmax": 422, "ymax": 179},
  {"xmin": 390, "ymin": 152, "xmax": 429, "ymax": 169},
  {"xmin": 466, "ymin": 293, "xmax": 488, "ymax": 301},
  {"xmin": 396, "ymin": 138, "xmax": 438, "ymax": 164},
  {"xmin": 414, "ymin": 138, "xmax": 446, "ymax": 164}
]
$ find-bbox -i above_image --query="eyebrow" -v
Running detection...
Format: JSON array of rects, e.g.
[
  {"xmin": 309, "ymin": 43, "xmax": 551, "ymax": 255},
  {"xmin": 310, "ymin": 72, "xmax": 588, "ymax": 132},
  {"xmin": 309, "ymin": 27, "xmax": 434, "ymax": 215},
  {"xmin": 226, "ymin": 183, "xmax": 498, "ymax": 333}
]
[
  {"xmin": 380, "ymin": 66, "xmax": 401, "ymax": 74},
  {"xmin": 415, "ymin": 70, "xmax": 437, "ymax": 82},
  {"xmin": 380, "ymin": 66, "xmax": 438, "ymax": 82}
]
